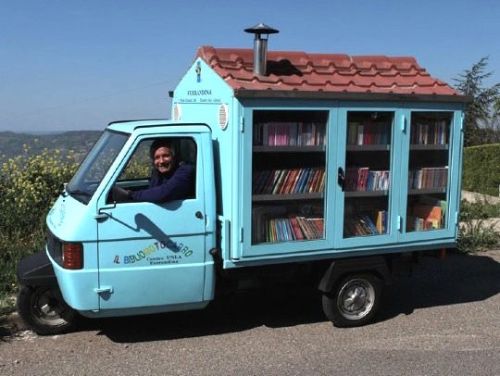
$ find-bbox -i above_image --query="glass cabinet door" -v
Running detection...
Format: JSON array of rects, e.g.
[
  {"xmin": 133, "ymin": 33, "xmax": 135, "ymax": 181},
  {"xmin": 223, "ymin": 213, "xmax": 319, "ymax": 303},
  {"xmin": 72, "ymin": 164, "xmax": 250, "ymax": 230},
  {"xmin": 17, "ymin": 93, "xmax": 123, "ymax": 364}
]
[
  {"xmin": 342, "ymin": 111, "xmax": 393, "ymax": 239},
  {"xmin": 406, "ymin": 112, "xmax": 451, "ymax": 232},
  {"xmin": 251, "ymin": 110, "xmax": 328, "ymax": 245}
]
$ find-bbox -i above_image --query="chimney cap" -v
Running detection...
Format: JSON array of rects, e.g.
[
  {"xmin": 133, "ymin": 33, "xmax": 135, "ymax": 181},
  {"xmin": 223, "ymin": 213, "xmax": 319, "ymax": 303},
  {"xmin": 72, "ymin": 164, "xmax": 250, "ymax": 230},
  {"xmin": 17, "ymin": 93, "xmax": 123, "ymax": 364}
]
[{"xmin": 244, "ymin": 23, "xmax": 279, "ymax": 36}]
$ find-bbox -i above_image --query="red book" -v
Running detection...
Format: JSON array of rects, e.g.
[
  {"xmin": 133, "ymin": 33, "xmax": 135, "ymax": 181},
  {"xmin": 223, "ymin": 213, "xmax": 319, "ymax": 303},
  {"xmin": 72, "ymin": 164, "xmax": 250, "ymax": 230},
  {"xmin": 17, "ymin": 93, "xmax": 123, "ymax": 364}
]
[
  {"xmin": 290, "ymin": 217, "xmax": 304, "ymax": 240},
  {"xmin": 284, "ymin": 169, "xmax": 300, "ymax": 194},
  {"xmin": 278, "ymin": 170, "xmax": 293, "ymax": 194}
]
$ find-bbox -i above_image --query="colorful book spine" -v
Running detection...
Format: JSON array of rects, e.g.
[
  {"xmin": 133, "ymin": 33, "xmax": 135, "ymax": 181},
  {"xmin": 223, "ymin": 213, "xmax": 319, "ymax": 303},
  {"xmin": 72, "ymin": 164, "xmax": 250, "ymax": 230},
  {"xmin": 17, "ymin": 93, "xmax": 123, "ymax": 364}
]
[
  {"xmin": 347, "ymin": 121, "xmax": 390, "ymax": 145},
  {"xmin": 344, "ymin": 212, "xmax": 386, "ymax": 237},
  {"xmin": 409, "ymin": 167, "xmax": 448, "ymax": 190},
  {"xmin": 345, "ymin": 168, "xmax": 390, "ymax": 192},
  {"xmin": 263, "ymin": 216, "xmax": 325, "ymax": 242},
  {"xmin": 253, "ymin": 168, "xmax": 326, "ymax": 195},
  {"xmin": 254, "ymin": 122, "xmax": 326, "ymax": 147},
  {"xmin": 411, "ymin": 119, "xmax": 449, "ymax": 145}
]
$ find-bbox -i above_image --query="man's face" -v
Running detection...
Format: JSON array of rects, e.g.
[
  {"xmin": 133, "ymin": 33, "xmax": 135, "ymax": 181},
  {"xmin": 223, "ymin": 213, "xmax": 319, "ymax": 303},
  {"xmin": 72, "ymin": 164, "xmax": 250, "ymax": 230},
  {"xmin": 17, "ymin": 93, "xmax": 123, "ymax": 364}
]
[{"xmin": 153, "ymin": 146, "xmax": 175, "ymax": 174}]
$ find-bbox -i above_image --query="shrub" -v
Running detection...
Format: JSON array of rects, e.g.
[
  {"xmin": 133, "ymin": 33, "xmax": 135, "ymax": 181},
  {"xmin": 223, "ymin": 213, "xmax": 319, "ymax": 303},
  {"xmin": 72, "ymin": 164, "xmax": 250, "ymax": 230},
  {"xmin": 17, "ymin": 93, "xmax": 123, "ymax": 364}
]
[
  {"xmin": 460, "ymin": 199, "xmax": 500, "ymax": 220},
  {"xmin": 458, "ymin": 219, "xmax": 500, "ymax": 253},
  {"xmin": 458, "ymin": 199, "xmax": 500, "ymax": 253},
  {"xmin": 462, "ymin": 143, "xmax": 500, "ymax": 196},
  {"xmin": 0, "ymin": 148, "xmax": 78, "ymax": 299}
]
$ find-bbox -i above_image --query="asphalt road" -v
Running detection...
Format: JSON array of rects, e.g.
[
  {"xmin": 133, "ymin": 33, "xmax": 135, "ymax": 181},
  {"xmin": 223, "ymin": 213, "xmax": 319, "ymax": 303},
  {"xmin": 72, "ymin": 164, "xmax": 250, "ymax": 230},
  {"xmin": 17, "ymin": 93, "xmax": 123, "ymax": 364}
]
[{"xmin": 1, "ymin": 250, "xmax": 499, "ymax": 376}]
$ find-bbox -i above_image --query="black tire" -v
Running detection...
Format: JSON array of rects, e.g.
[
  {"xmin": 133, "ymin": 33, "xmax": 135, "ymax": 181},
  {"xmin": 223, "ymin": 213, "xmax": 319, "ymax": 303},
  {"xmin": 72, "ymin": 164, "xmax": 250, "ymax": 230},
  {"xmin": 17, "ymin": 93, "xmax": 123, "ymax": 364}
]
[
  {"xmin": 17, "ymin": 285, "xmax": 78, "ymax": 335},
  {"xmin": 322, "ymin": 273, "xmax": 382, "ymax": 328}
]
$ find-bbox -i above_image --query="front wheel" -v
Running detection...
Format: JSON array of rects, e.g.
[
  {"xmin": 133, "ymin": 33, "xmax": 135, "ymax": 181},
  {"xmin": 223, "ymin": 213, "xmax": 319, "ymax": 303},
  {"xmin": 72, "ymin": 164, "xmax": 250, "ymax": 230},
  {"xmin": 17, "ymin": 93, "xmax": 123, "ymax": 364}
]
[
  {"xmin": 17, "ymin": 285, "xmax": 78, "ymax": 335},
  {"xmin": 322, "ymin": 273, "xmax": 382, "ymax": 327}
]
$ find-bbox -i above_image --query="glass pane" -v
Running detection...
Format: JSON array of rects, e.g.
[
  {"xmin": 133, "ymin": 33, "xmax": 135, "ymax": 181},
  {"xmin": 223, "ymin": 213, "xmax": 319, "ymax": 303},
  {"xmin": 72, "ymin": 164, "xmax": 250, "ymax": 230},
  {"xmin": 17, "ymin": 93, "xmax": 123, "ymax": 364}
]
[
  {"xmin": 118, "ymin": 140, "xmax": 152, "ymax": 181},
  {"xmin": 343, "ymin": 111, "xmax": 393, "ymax": 238},
  {"xmin": 66, "ymin": 130, "xmax": 129, "ymax": 204},
  {"xmin": 251, "ymin": 110, "xmax": 328, "ymax": 244},
  {"xmin": 406, "ymin": 112, "xmax": 451, "ymax": 232}
]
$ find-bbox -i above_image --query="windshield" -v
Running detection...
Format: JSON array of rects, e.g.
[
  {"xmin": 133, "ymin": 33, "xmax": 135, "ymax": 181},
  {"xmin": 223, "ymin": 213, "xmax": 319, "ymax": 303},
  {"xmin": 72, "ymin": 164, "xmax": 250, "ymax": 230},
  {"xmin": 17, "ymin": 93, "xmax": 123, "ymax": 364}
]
[{"xmin": 66, "ymin": 130, "xmax": 129, "ymax": 204}]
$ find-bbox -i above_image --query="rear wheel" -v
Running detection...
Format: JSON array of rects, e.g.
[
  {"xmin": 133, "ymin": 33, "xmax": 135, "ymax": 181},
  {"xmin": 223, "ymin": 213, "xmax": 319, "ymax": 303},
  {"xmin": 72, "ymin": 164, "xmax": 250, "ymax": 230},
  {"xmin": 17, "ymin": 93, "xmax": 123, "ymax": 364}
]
[
  {"xmin": 17, "ymin": 285, "xmax": 77, "ymax": 335},
  {"xmin": 322, "ymin": 273, "xmax": 382, "ymax": 327}
]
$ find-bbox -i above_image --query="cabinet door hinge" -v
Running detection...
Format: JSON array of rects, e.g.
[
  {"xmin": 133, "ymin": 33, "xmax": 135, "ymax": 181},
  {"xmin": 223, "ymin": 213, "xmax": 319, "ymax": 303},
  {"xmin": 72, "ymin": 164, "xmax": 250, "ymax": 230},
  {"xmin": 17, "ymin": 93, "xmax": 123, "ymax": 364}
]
[
  {"xmin": 397, "ymin": 215, "xmax": 402, "ymax": 231},
  {"xmin": 460, "ymin": 113, "xmax": 464, "ymax": 131},
  {"xmin": 239, "ymin": 227, "xmax": 244, "ymax": 243},
  {"xmin": 455, "ymin": 211, "xmax": 459, "ymax": 226},
  {"xmin": 401, "ymin": 115, "xmax": 407, "ymax": 133},
  {"xmin": 240, "ymin": 116, "xmax": 245, "ymax": 133}
]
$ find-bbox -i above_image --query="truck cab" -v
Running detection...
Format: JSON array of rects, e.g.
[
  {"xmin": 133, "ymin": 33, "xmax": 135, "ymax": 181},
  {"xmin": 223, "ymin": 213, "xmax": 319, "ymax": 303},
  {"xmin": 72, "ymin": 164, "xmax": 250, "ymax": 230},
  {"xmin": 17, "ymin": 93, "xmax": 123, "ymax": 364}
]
[{"xmin": 18, "ymin": 121, "xmax": 218, "ymax": 334}]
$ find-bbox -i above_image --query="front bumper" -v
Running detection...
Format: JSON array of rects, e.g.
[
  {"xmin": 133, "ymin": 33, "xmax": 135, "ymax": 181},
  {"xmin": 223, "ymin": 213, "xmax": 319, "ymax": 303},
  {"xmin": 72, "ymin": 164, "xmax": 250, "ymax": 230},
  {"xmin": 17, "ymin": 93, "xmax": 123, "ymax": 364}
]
[{"xmin": 17, "ymin": 251, "xmax": 57, "ymax": 287}]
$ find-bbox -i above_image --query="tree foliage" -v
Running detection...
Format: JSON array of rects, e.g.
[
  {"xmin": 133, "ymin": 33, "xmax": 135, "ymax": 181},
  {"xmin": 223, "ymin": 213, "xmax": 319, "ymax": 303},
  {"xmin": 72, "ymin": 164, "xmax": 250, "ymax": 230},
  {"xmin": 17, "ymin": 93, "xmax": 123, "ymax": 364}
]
[
  {"xmin": 462, "ymin": 143, "xmax": 500, "ymax": 196},
  {"xmin": 454, "ymin": 57, "xmax": 500, "ymax": 146}
]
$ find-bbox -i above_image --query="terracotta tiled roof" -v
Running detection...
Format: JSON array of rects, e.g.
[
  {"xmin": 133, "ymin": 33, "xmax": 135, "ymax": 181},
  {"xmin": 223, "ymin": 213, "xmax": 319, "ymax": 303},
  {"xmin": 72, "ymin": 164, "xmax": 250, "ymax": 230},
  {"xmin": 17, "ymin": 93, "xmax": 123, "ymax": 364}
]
[{"xmin": 196, "ymin": 46, "xmax": 459, "ymax": 98}]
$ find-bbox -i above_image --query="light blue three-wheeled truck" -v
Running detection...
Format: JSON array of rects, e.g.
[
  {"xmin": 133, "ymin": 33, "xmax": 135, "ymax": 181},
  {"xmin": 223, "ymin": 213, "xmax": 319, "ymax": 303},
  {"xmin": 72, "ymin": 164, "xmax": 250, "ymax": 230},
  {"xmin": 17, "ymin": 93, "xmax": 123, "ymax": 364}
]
[{"xmin": 17, "ymin": 26, "xmax": 468, "ymax": 334}]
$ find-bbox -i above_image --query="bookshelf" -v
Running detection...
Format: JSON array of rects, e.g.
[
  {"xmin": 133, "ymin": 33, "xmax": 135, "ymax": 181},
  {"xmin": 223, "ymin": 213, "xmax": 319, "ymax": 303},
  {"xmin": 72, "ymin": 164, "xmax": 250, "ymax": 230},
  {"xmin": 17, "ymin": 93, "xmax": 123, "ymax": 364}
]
[
  {"xmin": 406, "ymin": 112, "xmax": 451, "ymax": 232},
  {"xmin": 343, "ymin": 111, "xmax": 393, "ymax": 238},
  {"xmin": 252, "ymin": 110, "xmax": 328, "ymax": 244}
]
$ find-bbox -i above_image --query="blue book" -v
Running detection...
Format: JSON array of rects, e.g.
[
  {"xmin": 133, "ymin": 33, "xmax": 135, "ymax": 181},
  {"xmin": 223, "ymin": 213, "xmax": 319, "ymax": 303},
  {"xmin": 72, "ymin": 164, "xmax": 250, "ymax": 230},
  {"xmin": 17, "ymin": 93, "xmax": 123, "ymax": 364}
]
[
  {"xmin": 362, "ymin": 215, "xmax": 378, "ymax": 235},
  {"xmin": 294, "ymin": 169, "xmax": 307, "ymax": 193}
]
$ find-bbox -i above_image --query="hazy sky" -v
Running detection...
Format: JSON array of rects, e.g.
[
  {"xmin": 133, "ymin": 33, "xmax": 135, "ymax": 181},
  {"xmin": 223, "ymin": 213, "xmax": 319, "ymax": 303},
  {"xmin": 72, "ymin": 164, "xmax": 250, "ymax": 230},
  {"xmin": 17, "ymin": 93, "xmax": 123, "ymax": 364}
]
[{"xmin": 1, "ymin": 0, "xmax": 499, "ymax": 133}]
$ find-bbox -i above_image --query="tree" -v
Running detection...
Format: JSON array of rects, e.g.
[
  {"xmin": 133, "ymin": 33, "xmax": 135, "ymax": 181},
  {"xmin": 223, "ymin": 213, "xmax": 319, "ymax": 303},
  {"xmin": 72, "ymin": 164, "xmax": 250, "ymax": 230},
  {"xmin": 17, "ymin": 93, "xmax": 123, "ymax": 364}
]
[{"xmin": 454, "ymin": 57, "xmax": 500, "ymax": 146}]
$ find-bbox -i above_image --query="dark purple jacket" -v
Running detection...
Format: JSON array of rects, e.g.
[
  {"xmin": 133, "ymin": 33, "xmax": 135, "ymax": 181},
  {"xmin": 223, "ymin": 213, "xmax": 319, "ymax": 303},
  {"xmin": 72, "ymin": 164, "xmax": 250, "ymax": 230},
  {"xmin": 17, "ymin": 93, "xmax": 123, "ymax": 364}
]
[{"xmin": 130, "ymin": 163, "xmax": 194, "ymax": 203}]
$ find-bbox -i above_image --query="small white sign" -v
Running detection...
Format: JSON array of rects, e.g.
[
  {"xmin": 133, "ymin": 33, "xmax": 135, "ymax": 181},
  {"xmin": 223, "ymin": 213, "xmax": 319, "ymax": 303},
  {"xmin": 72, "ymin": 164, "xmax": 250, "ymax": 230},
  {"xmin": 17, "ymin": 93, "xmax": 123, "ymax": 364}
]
[
  {"xmin": 219, "ymin": 104, "xmax": 229, "ymax": 130},
  {"xmin": 173, "ymin": 103, "xmax": 182, "ymax": 121}
]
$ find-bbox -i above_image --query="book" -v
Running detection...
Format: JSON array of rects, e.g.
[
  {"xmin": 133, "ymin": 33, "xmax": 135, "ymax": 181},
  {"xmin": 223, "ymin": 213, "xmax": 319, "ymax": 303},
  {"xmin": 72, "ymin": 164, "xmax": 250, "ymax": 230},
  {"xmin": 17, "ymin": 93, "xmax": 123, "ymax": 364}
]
[
  {"xmin": 256, "ymin": 121, "xmax": 326, "ymax": 147},
  {"xmin": 344, "ymin": 214, "xmax": 381, "ymax": 237},
  {"xmin": 290, "ymin": 217, "xmax": 304, "ymax": 240},
  {"xmin": 411, "ymin": 118, "xmax": 449, "ymax": 145},
  {"xmin": 412, "ymin": 204, "xmax": 443, "ymax": 229}
]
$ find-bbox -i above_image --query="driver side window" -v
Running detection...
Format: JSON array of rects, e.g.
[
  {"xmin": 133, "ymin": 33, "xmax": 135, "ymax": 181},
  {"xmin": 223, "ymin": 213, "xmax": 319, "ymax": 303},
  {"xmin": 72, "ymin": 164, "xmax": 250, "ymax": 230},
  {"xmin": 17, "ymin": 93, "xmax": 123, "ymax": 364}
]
[
  {"xmin": 108, "ymin": 137, "xmax": 197, "ymax": 203},
  {"xmin": 118, "ymin": 140, "xmax": 152, "ymax": 182}
]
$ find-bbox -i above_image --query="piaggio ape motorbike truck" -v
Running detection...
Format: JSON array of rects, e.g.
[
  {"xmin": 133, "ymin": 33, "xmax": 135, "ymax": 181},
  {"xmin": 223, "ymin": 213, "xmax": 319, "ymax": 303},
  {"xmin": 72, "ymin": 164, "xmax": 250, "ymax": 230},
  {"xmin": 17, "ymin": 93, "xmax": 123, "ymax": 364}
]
[{"xmin": 17, "ymin": 25, "xmax": 468, "ymax": 334}]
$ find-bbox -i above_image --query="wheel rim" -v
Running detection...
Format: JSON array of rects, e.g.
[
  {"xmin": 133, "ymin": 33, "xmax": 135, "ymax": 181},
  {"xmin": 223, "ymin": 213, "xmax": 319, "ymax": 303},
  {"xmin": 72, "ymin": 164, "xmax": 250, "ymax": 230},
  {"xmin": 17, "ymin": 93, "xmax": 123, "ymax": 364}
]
[
  {"xmin": 31, "ymin": 288, "xmax": 67, "ymax": 326},
  {"xmin": 337, "ymin": 278, "xmax": 375, "ymax": 320}
]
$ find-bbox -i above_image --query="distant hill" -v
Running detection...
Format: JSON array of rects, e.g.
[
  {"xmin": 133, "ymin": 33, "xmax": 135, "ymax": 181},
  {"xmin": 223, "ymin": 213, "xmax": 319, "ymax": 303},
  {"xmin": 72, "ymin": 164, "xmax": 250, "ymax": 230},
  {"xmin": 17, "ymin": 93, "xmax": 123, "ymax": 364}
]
[{"xmin": 0, "ymin": 130, "xmax": 102, "ymax": 163}]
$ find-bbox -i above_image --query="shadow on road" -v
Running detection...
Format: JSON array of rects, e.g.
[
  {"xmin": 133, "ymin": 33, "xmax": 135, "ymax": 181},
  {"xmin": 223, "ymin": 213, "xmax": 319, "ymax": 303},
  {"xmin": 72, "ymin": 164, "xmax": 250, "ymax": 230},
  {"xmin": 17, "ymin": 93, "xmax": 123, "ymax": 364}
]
[
  {"xmin": 90, "ymin": 287, "xmax": 325, "ymax": 343},
  {"xmin": 85, "ymin": 251, "xmax": 500, "ymax": 344},
  {"xmin": 378, "ymin": 250, "xmax": 500, "ymax": 321}
]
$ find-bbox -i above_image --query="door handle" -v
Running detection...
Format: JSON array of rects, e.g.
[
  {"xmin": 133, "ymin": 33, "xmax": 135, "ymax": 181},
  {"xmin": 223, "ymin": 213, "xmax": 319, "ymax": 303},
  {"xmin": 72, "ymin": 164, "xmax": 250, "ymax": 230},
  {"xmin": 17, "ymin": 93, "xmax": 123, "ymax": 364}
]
[
  {"xmin": 95, "ymin": 205, "xmax": 115, "ymax": 221},
  {"xmin": 338, "ymin": 167, "xmax": 345, "ymax": 191},
  {"xmin": 94, "ymin": 213, "xmax": 110, "ymax": 221}
]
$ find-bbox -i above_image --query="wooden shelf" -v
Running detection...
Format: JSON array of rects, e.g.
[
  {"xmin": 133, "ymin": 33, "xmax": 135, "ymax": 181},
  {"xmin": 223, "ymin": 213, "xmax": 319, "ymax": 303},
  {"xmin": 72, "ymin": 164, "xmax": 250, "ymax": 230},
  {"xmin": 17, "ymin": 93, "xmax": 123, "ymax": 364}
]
[
  {"xmin": 410, "ymin": 144, "xmax": 448, "ymax": 151},
  {"xmin": 253, "ymin": 145, "xmax": 325, "ymax": 153},
  {"xmin": 252, "ymin": 192, "xmax": 324, "ymax": 202},
  {"xmin": 345, "ymin": 190, "xmax": 389, "ymax": 198},
  {"xmin": 346, "ymin": 144, "xmax": 390, "ymax": 152},
  {"xmin": 408, "ymin": 188, "xmax": 446, "ymax": 195}
]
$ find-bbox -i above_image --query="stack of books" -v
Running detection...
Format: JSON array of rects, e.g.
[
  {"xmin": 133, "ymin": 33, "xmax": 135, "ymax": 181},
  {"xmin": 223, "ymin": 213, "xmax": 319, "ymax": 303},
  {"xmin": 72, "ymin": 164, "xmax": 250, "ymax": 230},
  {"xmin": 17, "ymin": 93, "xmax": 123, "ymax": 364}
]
[
  {"xmin": 409, "ymin": 167, "xmax": 448, "ymax": 190},
  {"xmin": 345, "ymin": 168, "xmax": 390, "ymax": 192},
  {"xmin": 344, "ymin": 211, "xmax": 387, "ymax": 237},
  {"xmin": 347, "ymin": 121, "xmax": 390, "ymax": 145},
  {"xmin": 253, "ymin": 122, "xmax": 326, "ymax": 146},
  {"xmin": 264, "ymin": 216, "xmax": 324, "ymax": 242},
  {"xmin": 407, "ymin": 198, "xmax": 446, "ymax": 231},
  {"xmin": 253, "ymin": 168, "xmax": 325, "ymax": 195},
  {"xmin": 411, "ymin": 120, "xmax": 448, "ymax": 145}
]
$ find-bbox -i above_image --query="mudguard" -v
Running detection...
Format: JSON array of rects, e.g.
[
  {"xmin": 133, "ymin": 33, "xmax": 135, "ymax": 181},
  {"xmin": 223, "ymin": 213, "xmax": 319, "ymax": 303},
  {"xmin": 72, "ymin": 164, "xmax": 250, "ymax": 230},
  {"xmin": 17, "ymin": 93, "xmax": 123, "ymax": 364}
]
[
  {"xmin": 318, "ymin": 256, "xmax": 392, "ymax": 294},
  {"xmin": 17, "ymin": 251, "xmax": 58, "ymax": 287}
]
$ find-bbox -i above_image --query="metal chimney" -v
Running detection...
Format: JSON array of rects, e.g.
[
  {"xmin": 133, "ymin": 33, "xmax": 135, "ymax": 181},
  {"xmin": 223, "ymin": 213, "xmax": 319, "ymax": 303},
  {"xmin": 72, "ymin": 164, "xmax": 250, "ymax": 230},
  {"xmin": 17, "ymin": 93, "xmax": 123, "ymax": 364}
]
[{"xmin": 244, "ymin": 23, "xmax": 279, "ymax": 76}]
